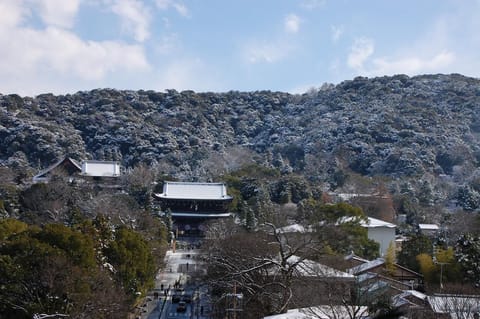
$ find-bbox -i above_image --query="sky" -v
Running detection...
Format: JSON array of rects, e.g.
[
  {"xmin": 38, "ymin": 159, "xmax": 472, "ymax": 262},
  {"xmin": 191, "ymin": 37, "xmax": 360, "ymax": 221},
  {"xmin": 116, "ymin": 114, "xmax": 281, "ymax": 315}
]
[{"xmin": 0, "ymin": 0, "xmax": 479, "ymax": 97}]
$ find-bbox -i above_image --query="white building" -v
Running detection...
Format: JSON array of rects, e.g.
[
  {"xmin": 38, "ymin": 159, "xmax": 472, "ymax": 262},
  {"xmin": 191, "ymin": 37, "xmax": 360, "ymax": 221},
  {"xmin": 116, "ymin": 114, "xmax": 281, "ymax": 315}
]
[
  {"xmin": 32, "ymin": 157, "xmax": 122, "ymax": 183},
  {"xmin": 360, "ymin": 217, "xmax": 396, "ymax": 257}
]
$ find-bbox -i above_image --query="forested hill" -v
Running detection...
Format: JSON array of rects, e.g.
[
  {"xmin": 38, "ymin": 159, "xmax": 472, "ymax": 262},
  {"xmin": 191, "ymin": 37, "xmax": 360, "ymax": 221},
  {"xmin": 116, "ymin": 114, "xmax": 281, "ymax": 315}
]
[{"xmin": 1, "ymin": 73, "xmax": 480, "ymax": 209}]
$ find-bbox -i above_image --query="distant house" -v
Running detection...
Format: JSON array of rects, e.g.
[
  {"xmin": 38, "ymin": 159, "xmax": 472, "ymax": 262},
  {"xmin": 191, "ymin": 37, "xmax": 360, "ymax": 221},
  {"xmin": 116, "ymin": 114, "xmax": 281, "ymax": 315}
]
[
  {"xmin": 341, "ymin": 216, "xmax": 396, "ymax": 257},
  {"xmin": 32, "ymin": 157, "xmax": 82, "ymax": 183},
  {"xmin": 32, "ymin": 157, "xmax": 122, "ymax": 185},
  {"xmin": 427, "ymin": 294, "xmax": 480, "ymax": 319},
  {"xmin": 392, "ymin": 290, "xmax": 428, "ymax": 318},
  {"xmin": 361, "ymin": 217, "xmax": 396, "ymax": 257},
  {"xmin": 277, "ymin": 216, "xmax": 395, "ymax": 257},
  {"xmin": 419, "ymin": 223, "xmax": 440, "ymax": 237},
  {"xmin": 288, "ymin": 256, "xmax": 356, "ymax": 307},
  {"xmin": 345, "ymin": 254, "xmax": 424, "ymax": 290}
]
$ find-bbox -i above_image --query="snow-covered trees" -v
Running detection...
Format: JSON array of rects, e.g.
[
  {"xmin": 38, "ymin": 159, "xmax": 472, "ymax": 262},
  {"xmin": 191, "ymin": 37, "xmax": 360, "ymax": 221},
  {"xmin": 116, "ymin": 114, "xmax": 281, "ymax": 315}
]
[
  {"xmin": 455, "ymin": 234, "xmax": 480, "ymax": 287},
  {"xmin": 456, "ymin": 185, "xmax": 480, "ymax": 211}
]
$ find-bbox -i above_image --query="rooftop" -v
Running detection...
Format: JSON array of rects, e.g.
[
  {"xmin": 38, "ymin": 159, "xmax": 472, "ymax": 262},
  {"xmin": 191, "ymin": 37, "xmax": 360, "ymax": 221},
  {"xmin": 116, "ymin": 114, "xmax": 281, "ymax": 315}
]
[
  {"xmin": 82, "ymin": 160, "xmax": 121, "ymax": 177},
  {"xmin": 263, "ymin": 305, "xmax": 369, "ymax": 319},
  {"xmin": 419, "ymin": 223, "xmax": 440, "ymax": 230},
  {"xmin": 348, "ymin": 258, "xmax": 385, "ymax": 275},
  {"xmin": 287, "ymin": 255, "xmax": 354, "ymax": 279},
  {"xmin": 155, "ymin": 181, "xmax": 233, "ymax": 200}
]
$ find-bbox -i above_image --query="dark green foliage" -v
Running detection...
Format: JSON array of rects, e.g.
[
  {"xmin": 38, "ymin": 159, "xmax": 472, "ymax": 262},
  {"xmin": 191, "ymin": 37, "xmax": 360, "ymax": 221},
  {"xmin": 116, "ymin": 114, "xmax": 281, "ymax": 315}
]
[
  {"xmin": 0, "ymin": 219, "xmax": 129, "ymax": 318},
  {"xmin": 104, "ymin": 226, "xmax": 156, "ymax": 295},
  {"xmin": 269, "ymin": 175, "xmax": 311, "ymax": 204},
  {"xmin": 33, "ymin": 223, "xmax": 96, "ymax": 269},
  {"xmin": 436, "ymin": 150, "xmax": 465, "ymax": 174},
  {"xmin": 0, "ymin": 217, "xmax": 161, "ymax": 318},
  {"xmin": 397, "ymin": 234, "xmax": 432, "ymax": 272},
  {"xmin": 308, "ymin": 202, "xmax": 379, "ymax": 259},
  {"xmin": 330, "ymin": 169, "xmax": 348, "ymax": 189}
]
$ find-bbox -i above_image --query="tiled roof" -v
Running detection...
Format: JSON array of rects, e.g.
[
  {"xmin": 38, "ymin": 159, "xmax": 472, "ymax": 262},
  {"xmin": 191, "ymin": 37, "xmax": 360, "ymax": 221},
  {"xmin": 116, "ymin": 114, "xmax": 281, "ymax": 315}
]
[
  {"xmin": 419, "ymin": 223, "xmax": 439, "ymax": 230},
  {"xmin": 362, "ymin": 217, "xmax": 396, "ymax": 228},
  {"xmin": 82, "ymin": 160, "xmax": 121, "ymax": 177},
  {"xmin": 32, "ymin": 157, "xmax": 82, "ymax": 182},
  {"xmin": 339, "ymin": 216, "xmax": 396, "ymax": 228},
  {"xmin": 156, "ymin": 181, "xmax": 233, "ymax": 200},
  {"xmin": 348, "ymin": 258, "xmax": 385, "ymax": 275},
  {"xmin": 287, "ymin": 255, "xmax": 354, "ymax": 278},
  {"xmin": 263, "ymin": 305, "xmax": 369, "ymax": 319},
  {"xmin": 427, "ymin": 294, "xmax": 480, "ymax": 314}
]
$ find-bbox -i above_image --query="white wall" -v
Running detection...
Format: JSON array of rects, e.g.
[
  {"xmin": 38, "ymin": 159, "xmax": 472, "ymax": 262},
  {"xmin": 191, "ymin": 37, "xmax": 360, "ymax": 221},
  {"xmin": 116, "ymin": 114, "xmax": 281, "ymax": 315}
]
[{"xmin": 367, "ymin": 227, "xmax": 395, "ymax": 257}]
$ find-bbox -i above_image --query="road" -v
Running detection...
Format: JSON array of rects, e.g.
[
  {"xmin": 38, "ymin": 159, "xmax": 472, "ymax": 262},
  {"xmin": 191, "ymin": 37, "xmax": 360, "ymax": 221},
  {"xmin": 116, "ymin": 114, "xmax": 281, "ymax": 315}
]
[{"xmin": 138, "ymin": 238, "xmax": 210, "ymax": 319}]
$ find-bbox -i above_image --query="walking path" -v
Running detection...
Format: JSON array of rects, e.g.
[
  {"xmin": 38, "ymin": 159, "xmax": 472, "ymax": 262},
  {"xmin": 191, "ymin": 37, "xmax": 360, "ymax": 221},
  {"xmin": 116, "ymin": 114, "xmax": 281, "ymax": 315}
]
[{"xmin": 136, "ymin": 246, "xmax": 210, "ymax": 319}]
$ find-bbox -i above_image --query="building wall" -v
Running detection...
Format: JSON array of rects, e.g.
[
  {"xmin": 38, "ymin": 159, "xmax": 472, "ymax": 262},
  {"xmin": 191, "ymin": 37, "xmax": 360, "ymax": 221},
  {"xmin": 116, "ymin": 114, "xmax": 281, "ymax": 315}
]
[{"xmin": 368, "ymin": 227, "xmax": 395, "ymax": 257}]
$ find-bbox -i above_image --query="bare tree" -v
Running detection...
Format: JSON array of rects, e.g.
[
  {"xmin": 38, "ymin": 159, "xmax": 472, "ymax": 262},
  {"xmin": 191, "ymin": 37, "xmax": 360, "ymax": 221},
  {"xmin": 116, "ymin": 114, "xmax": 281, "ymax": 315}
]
[
  {"xmin": 203, "ymin": 220, "xmax": 323, "ymax": 318},
  {"xmin": 427, "ymin": 292, "xmax": 480, "ymax": 319}
]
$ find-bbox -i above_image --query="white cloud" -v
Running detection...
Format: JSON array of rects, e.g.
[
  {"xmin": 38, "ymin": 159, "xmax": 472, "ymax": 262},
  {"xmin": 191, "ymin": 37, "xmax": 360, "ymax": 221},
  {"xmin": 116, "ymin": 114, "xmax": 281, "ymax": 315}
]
[
  {"xmin": 347, "ymin": 37, "xmax": 374, "ymax": 71},
  {"xmin": 156, "ymin": 0, "xmax": 190, "ymax": 17},
  {"xmin": 35, "ymin": 0, "xmax": 80, "ymax": 29},
  {"xmin": 331, "ymin": 25, "xmax": 343, "ymax": 43},
  {"xmin": 285, "ymin": 14, "xmax": 301, "ymax": 34},
  {"xmin": 0, "ymin": 26, "xmax": 148, "ymax": 79},
  {"xmin": 369, "ymin": 51, "xmax": 455, "ymax": 76},
  {"xmin": 342, "ymin": 2, "xmax": 480, "ymax": 79},
  {"xmin": 0, "ymin": 0, "xmax": 150, "ymax": 96},
  {"xmin": 0, "ymin": 0, "xmax": 29, "ymax": 28},
  {"xmin": 155, "ymin": 58, "xmax": 217, "ymax": 91},
  {"xmin": 244, "ymin": 40, "xmax": 292, "ymax": 64},
  {"xmin": 110, "ymin": 0, "xmax": 151, "ymax": 42}
]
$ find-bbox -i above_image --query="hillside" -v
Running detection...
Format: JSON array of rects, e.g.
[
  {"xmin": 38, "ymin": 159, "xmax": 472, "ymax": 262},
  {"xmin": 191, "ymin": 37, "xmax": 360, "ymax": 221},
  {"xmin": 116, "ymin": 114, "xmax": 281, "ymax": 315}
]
[{"xmin": 1, "ymin": 73, "xmax": 480, "ymax": 212}]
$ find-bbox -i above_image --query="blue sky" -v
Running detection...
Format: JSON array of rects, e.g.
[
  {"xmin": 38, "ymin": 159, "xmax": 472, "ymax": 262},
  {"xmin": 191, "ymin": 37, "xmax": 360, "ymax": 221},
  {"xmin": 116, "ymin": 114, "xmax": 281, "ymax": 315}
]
[{"xmin": 0, "ymin": 0, "xmax": 479, "ymax": 96}]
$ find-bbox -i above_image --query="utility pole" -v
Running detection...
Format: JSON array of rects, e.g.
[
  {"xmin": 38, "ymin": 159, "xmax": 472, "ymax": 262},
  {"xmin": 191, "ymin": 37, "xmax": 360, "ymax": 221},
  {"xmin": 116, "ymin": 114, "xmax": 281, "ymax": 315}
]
[
  {"xmin": 437, "ymin": 261, "xmax": 448, "ymax": 290},
  {"xmin": 433, "ymin": 246, "xmax": 449, "ymax": 290}
]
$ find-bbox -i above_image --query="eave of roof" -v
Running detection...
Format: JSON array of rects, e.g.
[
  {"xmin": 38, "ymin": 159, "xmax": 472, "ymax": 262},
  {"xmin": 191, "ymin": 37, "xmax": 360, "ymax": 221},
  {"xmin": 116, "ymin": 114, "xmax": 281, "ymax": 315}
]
[
  {"xmin": 155, "ymin": 181, "xmax": 233, "ymax": 200},
  {"xmin": 32, "ymin": 157, "xmax": 82, "ymax": 180},
  {"xmin": 170, "ymin": 212, "xmax": 232, "ymax": 218}
]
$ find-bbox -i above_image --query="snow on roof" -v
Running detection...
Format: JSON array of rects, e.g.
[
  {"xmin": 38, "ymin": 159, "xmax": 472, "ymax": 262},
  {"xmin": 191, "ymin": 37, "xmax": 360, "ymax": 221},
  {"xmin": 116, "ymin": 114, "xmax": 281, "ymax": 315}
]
[
  {"xmin": 393, "ymin": 290, "xmax": 428, "ymax": 308},
  {"xmin": 339, "ymin": 216, "xmax": 396, "ymax": 228},
  {"xmin": 362, "ymin": 217, "xmax": 396, "ymax": 228},
  {"xmin": 32, "ymin": 157, "xmax": 82, "ymax": 182},
  {"xmin": 287, "ymin": 255, "xmax": 354, "ymax": 279},
  {"xmin": 419, "ymin": 223, "xmax": 439, "ymax": 230},
  {"xmin": 356, "ymin": 272, "xmax": 378, "ymax": 283},
  {"xmin": 348, "ymin": 258, "xmax": 385, "ymax": 275},
  {"xmin": 155, "ymin": 181, "xmax": 233, "ymax": 200},
  {"xmin": 170, "ymin": 212, "xmax": 232, "ymax": 218},
  {"xmin": 427, "ymin": 294, "xmax": 480, "ymax": 314},
  {"xmin": 263, "ymin": 305, "xmax": 369, "ymax": 319},
  {"xmin": 82, "ymin": 160, "xmax": 121, "ymax": 177},
  {"xmin": 398, "ymin": 290, "xmax": 427, "ymax": 301},
  {"xmin": 276, "ymin": 224, "xmax": 310, "ymax": 234},
  {"xmin": 344, "ymin": 252, "xmax": 369, "ymax": 263}
]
